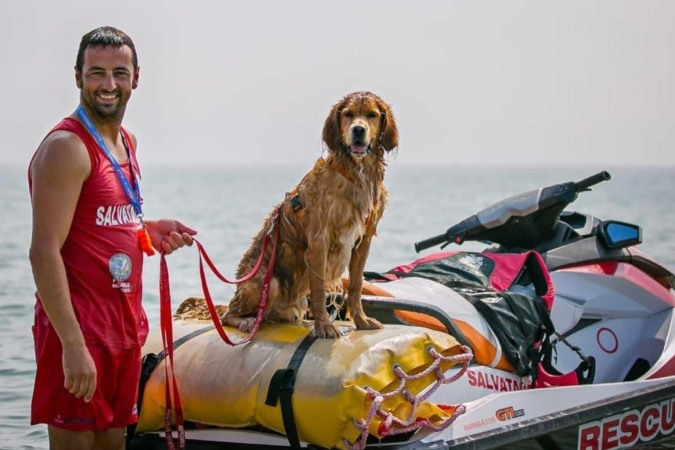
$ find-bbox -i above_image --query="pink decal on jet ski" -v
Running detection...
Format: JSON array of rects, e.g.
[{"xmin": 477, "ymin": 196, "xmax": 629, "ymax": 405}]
[
  {"xmin": 596, "ymin": 327, "xmax": 618, "ymax": 354},
  {"xmin": 561, "ymin": 262, "xmax": 675, "ymax": 307},
  {"xmin": 559, "ymin": 262, "xmax": 619, "ymax": 276},
  {"xmin": 577, "ymin": 397, "xmax": 675, "ymax": 449}
]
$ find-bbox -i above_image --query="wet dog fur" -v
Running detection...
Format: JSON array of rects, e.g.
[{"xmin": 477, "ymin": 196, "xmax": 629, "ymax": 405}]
[{"xmin": 221, "ymin": 91, "xmax": 399, "ymax": 338}]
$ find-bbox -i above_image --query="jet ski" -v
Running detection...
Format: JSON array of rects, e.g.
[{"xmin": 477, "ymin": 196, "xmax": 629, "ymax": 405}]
[{"xmin": 128, "ymin": 171, "xmax": 675, "ymax": 450}]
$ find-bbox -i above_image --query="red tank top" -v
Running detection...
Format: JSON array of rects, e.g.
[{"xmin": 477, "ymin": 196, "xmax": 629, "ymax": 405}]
[{"xmin": 29, "ymin": 118, "xmax": 149, "ymax": 348}]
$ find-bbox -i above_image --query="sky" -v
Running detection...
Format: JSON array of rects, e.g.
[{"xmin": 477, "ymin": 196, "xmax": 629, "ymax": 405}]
[{"xmin": 2, "ymin": 0, "xmax": 674, "ymax": 168}]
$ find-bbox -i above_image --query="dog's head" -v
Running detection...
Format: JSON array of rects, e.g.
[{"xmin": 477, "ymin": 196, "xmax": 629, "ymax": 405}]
[{"xmin": 322, "ymin": 91, "xmax": 398, "ymax": 161}]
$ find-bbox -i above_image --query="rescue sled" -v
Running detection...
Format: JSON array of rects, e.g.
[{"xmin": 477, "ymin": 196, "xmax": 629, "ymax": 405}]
[{"xmin": 128, "ymin": 171, "xmax": 675, "ymax": 450}]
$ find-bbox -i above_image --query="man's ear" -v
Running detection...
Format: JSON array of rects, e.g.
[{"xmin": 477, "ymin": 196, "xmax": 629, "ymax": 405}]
[
  {"xmin": 132, "ymin": 66, "xmax": 140, "ymax": 90},
  {"xmin": 75, "ymin": 67, "xmax": 82, "ymax": 89}
]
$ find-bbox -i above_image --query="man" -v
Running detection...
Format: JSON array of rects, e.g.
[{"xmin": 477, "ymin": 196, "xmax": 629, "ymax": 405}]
[{"xmin": 28, "ymin": 26, "xmax": 196, "ymax": 450}]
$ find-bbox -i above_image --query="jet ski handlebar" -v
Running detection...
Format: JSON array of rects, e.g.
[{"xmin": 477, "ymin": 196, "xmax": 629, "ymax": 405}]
[
  {"xmin": 575, "ymin": 171, "xmax": 611, "ymax": 192},
  {"xmin": 414, "ymin": 233, "xmax": 450, "ymax": 253},
  {"xmin": 414, "ymin": 171, "xmax": 612, "ymax": 253}
]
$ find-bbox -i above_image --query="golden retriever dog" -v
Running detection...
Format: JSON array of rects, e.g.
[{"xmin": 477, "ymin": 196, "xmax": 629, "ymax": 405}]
[{"xmin": 221, "ymin": 91, "xmax": 398, "ymax": 338}]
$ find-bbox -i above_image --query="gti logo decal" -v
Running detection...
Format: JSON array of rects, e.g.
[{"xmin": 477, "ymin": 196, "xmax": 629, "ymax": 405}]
[{"xmin": 496, "ymin": 406, "xmax": 525, "ymax": 421}]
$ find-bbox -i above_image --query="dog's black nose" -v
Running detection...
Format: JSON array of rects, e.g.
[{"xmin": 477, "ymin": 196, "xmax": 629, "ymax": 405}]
[{"xmin": 351, "ymin": 125, "xmax": 366, "ymax": 140}]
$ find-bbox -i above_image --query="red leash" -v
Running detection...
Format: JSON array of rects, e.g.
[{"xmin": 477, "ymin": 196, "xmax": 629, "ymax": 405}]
[
  {"xmin": 194, "ymin": 212, "xmax": 280, "ymax": 346},
  {"xmin": 159, "ymin": 255, "xmax": 185, "ymax": 449},
  {"xmin": 158, "ymin": 210, "xmax": 280, "ymax": 448}
]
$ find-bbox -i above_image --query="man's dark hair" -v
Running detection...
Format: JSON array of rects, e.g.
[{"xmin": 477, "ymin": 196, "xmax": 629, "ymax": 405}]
[{"xmin": 75, "ymin": 26, "xmax": 138, "ymax": 73}]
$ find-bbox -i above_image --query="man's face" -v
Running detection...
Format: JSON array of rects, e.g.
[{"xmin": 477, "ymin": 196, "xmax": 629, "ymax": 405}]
[{"xmin": 76, "ymin": 45, "xmax": 139, "ymax": 123}]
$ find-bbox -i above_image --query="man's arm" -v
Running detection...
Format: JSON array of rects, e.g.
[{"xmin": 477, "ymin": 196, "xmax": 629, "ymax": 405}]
[{"xmin": 29, "ymin": 131, "xmax": 98, "ymax": 403}]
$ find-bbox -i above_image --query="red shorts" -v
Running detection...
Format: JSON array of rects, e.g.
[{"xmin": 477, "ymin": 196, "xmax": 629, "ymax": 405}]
[{"xmin": 31, "ymin": 316, "xmax": 142, "ymax": 431}]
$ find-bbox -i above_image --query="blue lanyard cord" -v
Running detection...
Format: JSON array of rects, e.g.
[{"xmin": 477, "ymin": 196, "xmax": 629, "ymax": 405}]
[{"xmin": 76, "ymin": 105, "xmax": 143, "ymax": 219}]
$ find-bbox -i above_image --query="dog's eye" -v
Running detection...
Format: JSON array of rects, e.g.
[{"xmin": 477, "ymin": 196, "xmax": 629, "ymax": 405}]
[
  {"xmin": 367, "ymin": 112, "xmax": 379, "ymax": 119},
  {"xmin": 343, "ymin": 111, "xmax": 353, "ymax": 118}
]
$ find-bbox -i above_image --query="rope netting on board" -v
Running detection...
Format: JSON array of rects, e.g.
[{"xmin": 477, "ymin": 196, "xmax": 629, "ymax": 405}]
[{"xmin": 345, "ymin": 345, "xmax": 473, "ymax": 450}]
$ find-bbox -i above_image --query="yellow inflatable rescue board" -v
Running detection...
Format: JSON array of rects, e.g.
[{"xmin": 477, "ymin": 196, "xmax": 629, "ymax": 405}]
[{"xmin": 136, "ymin": 319, "xmax": 471, "ymax": 450}]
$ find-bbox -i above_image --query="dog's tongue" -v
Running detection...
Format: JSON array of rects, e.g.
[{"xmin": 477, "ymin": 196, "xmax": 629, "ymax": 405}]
[{"xmin": 351, "ymin": 145, "xmax": 367, "ymax": 154}]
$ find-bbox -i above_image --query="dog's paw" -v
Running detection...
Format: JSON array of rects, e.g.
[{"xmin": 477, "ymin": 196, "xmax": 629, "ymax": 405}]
[
  {"xmin": 353, "ymin": 315, "xmax": 384, "ymax": 330},
  {"xmin": 238, "ymin": 317, "xmax": 256, "ymax": 333},
  {"xmin": 313, "ymin": 320, "xmax": 343, "ymax": 339}
]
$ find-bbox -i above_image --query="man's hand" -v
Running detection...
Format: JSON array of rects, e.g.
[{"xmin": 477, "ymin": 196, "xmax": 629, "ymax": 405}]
[
  {"xmin": 145, "ymin": 219, "xmax": 197, "ymax": 255},
  {"xmin": 62, "ymin": 343, "xmax": 97, "ymax": 403}
]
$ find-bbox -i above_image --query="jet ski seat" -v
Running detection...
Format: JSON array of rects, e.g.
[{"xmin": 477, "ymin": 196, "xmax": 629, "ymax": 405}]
[{"xmin": 357, "ymin": 277, "xmax": 516, "ymax": 372}]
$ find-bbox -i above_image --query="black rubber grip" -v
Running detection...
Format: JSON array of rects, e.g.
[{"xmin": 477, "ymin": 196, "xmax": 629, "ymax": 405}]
[
  {"xmin": 414, "ymin": 233, "xmax": 448, "ymax": 253},
  {"xmin": 575, "ymin": 171, "xmax": 611, "ymax": 192}
]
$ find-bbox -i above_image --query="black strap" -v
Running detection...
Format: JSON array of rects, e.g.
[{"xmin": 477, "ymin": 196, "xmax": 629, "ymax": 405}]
[
  {"xmin": 575, "ymin": 356, "xmax": 596, "ymax": 384},
  {"xmin": 264, "ymin": 333, "xmax": 317, "ymax": 449},
  {"xmin": 126, "ymin": 324, "xmax": 215, "ymax": 445},
  {"xmin": 523, "ymin": 252, "xmax": 551, "ymax": 298}
]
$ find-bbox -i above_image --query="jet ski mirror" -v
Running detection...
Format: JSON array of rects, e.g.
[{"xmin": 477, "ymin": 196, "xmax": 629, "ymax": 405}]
[{"xmin": 598, "ymin": 221, "xmax": 642, "ymax": 249}]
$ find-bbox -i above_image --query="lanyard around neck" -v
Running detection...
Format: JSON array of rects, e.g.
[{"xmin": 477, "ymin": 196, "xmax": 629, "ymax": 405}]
[{"xmin": 76, "ymin": 105, "xmax": 143, "ymax": 219}]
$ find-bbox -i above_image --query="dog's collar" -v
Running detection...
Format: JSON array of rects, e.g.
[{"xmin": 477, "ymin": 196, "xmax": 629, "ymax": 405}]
[{"xmin": 329, "ymin": 160, "xmax": 356, "ymax": 184}]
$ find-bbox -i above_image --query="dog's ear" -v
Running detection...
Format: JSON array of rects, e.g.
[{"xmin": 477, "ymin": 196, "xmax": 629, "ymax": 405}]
[
  {"xmin": 377, "ymin": 100, "xmax": 399, "ymax": 152},
  {"xmin": 322, "ymin": 98, "xmax": 345, "ymax": 151}
]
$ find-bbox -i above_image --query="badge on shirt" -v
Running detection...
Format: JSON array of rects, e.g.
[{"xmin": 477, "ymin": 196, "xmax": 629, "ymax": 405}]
[{"xmin": 109, "ymin": 253, "xmax": 132, "ymax": 282}]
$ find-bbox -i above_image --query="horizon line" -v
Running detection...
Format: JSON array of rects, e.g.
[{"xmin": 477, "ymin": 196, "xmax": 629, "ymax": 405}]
[{"xmin": 2, "ymin": 161, "xmax": 674, "ymax": 169}]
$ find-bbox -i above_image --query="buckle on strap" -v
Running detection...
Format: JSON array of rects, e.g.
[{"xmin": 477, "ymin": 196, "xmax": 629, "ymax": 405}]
[{"xmin": 290, "ymin": 194, "xmax": 303, "ymax": 213}]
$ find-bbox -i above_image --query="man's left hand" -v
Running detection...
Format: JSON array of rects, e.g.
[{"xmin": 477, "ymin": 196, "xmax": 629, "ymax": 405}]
[{"xmin": 145, "ymin": 219, "xmax": 197, "ymax": 255}]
